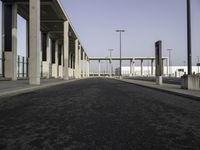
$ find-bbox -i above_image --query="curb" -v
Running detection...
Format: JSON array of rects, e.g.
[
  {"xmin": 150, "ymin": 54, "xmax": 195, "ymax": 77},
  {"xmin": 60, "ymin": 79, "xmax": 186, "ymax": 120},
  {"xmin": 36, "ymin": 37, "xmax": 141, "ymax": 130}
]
[
  {"xmin": 115, "ymin": 78, "xmax": 200, "ymax": 101},
  {"xmin": 0, "ymin": 79, "xmax": 80, "ymax": 98}
]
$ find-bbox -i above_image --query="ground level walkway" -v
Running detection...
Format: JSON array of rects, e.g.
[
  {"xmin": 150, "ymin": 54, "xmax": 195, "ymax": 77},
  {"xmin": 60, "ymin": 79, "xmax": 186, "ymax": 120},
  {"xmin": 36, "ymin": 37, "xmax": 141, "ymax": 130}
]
[
  {"xmin": 0, "ymin": 78, "xmax": 200, "ymax": 149},
  {"xmin": 119, "ymin": 78, "xmax": 200, "ymax": 101},
  {"xmin": 0, "ymin": 78, "xmax": 78, "ymax": 97}
]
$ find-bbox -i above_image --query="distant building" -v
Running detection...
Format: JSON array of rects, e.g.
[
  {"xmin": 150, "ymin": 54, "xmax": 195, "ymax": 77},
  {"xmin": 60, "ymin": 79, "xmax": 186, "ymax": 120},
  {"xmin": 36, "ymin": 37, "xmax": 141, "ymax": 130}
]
[{"xmin": 115, "ymin": 66, "xmax": 200, "ymax": 77}]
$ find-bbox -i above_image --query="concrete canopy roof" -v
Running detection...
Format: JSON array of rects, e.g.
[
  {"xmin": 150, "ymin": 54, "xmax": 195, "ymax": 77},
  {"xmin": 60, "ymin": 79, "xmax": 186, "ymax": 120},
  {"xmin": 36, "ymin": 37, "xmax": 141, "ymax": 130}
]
[{"xmin": 1, "ymin": 0, "xmax": 87, "ymax": 55}]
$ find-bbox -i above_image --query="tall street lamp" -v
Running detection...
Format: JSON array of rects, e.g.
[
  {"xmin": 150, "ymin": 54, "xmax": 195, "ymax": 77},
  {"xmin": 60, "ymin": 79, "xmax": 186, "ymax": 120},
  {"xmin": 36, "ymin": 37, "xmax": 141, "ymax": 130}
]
[
  {"xmin": 187, "ymin": 0, "xmax": 192, "ymax": 75},
  {"xmin": 167, "ymin": 49, "xmax": 172, "ymax": 77},
  {"xmin": 108, "ymin": 49, "xmax": 114, "ymax": 77},
  {"xmin": 197, "ymin": 56, "xmax": 200, "ymax": 74},
  {"xmin": 116, "ymin": 30, "xmax": 125, "ymax": 78}
]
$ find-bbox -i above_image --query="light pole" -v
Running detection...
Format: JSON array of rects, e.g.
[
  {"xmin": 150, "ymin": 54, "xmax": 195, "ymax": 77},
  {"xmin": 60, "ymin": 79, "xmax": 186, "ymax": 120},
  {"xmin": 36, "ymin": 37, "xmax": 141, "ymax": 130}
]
[
  {"xmin": 116, "ymin": 30, "xmax": 125, "ymax": 78},
  {"xmin": 167, "ymin": 49, "xmax": 172, "ymax": 77},
  {"xmin": 187, "ymin": 0, "xmax": 192, "ymax": 75},
  {"xmin": 108, "ymin": 49, "xmax": 114, "ymax": 77},
  {"xmin": 197, "ymin": 56, "xmax": 200, "ymax": 74}
]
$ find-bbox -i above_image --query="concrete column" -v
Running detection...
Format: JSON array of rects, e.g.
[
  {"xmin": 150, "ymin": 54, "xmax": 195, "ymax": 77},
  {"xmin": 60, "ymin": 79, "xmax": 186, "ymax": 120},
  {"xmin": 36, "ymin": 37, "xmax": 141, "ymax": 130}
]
[
  {"xmin": 109, "ymin": 60, "xmax": 112, "ymax": 77},
  {"xmin": 42, "ymin": 33, "xmax": 51, "ymax": 78},
  {"xmin": 78, "ymin": 45, "xmax": 81, "ymax": 78},
  {"xmin": 82, "ymin": 51, "xmax": 85, "ymax": 77},
  {"xmin": 166, "ymin": 58, "xmax": 169, "ymax": 76},
  {"xmin": 52, "ymin": 40, "xmax": 58, "ymax": 78},
  {"xmin": 59, "ymin": 45, "xmax": 64, "ymax": 78},
  {"xmin": 2, "ymin": 3, "xmax": 18, "ymax": 80},
  {"xmin": 29, "ymin": 0, "xmax": 40, "ymax": 85},
  {"xmin": 130, "ymin": 59, "xmax": 133, "ymax": 76},
  {"xmin": 133, "ymin": 61, "xmax": 135, "ymax": 76},
  {"xmin": 87, "ymin": 60, "xmax": 90, "ymax": 77},
  {"xmin": 26, "ymin": 21, "xmax": 29, "ymax": 56},
  {"xmin": 151, "ymin": 59, "xmax": 154, "ymax": 76},
  {"xmin": 162, "ymin": 59, "xmax": 165, "ymax": 76},
  {"xmin": 75, "ymin": 39, "xmax": 79, "ymax": 78},
  {"xmin": 63, "ymin": 21, "xmax": 69, "ymax": 80},
  {"xmin": 98, "ymin": 60, "xmax": 101, "ymax": 77},
  {"xmin": 141, "ymin": 59, "xmax": 143, "ymax": 76}
]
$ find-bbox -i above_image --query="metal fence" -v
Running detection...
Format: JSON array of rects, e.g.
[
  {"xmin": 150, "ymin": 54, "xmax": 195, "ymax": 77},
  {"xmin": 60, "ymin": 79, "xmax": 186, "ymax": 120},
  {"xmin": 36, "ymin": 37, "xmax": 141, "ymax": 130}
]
[
  {"xmin": 1, "ymin": 55, "xmax": 45, "ymax": 79},
  {"xmin": 17, "ymin": 55, "xmax": 28, "ymax": 78}
]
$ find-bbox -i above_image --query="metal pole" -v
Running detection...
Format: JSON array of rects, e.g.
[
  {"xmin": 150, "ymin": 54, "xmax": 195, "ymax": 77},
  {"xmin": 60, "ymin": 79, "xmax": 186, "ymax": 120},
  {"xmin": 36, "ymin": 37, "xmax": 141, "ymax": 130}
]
[
  {"xmin": 18, "ymin": 56, "xmax": 20, "ymax": 78},
  {"xmin": 167, "ymin": 49, "xmax": 172, "ymax": 77},
  {"xmin": 187, "ymin": 0, "xmax": 192, "ymax": 75},
  {"xmin": 197, "ymin": 56, "xmax": 199, "ymax": 74},
  {"xmin": 116, "ymin": 30, "xmax": 125, "ymax": 78},
  {"xmin": 119, "ymin": 32, "xmax": 122, "ymax": 77}
]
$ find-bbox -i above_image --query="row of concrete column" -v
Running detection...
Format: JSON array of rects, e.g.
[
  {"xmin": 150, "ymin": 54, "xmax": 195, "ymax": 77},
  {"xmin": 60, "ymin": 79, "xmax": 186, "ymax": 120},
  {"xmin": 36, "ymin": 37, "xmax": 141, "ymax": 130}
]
[
  {"xmin": 95, "ymin": 58, "xmax": 168, "ymax": 76},
  {"xmin": 1, "ymin": 0, "xmax": 89, "ymax": 85}
]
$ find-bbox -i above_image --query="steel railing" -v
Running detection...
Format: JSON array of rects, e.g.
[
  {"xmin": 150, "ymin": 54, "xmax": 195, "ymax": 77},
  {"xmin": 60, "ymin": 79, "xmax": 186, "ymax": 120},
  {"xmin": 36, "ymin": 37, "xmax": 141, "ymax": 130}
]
[{"xmin": 17, "ymin": 55, "xmax": 28, "ymax": 78}]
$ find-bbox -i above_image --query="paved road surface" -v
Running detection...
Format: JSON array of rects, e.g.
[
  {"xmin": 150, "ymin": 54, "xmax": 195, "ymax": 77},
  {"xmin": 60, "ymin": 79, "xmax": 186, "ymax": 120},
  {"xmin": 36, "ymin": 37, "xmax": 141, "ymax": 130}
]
[{"xmin": 0, "ymin": 78, "xmax": 200, "ymax": 150}]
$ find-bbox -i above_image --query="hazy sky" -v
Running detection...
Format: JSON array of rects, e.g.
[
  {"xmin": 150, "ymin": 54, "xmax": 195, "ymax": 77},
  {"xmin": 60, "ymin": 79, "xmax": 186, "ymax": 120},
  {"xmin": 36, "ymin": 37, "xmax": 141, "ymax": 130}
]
[
  {"xmin": 60, "ymin": 0, "xmax": 200, "ymax": 66},
  {"xmin": 0, "ymin": 0, "xmax": 200, "ymax": 67}
]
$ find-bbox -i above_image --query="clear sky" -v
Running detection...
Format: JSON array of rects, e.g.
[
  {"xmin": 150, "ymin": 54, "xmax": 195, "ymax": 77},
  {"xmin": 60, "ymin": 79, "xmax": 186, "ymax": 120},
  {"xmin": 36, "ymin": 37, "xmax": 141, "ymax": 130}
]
[{"xmin": 0, "ymin": 0, "xmax": 199, "ymax": 67}]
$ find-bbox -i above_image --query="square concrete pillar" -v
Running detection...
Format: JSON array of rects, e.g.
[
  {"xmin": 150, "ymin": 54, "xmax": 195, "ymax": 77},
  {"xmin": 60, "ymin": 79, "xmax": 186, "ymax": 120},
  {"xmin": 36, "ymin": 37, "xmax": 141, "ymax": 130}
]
[
  {"xmin": 42, "ymin": 33, "xmax": 51, "ymax": 79},
  {"xmin": 181, "ymin": 75, "xmax": 200, "ymax": 90},
  {"xmin": 58, "ymin": 45, "xmax": 64, "ymax": 78},
  {"xmin": 75, "ymin": 39, "xmax": 79, "ymax": 78},
  {"xmin": 130, "ymin": 59, "xmax": 133, "ymax": 77},
  {"xmin": 52, "ymin": 40, "xmax": 59, "ymax": 78},
  {"xmin": 141, "ymin": 59, "xmax": 143, "ymax": 76},
  {"xmin": 87, "ymin": 60, "xmax": 90, "ymax": 77},
  {"xmin": 78, "ymin": 45, "xmax": 82, "ymax": 78},
  {"xmin": 133, "ymin": 61, "xmax": 135, "ymax": 76},
  {"xmin": 2, "ymin": 3, "xmax": 18, "ymax": 80},
  {"xmin": 151, "ymin": 59, "xmax": 154, "ymax": 76},
  {"xmin": 82, "ymin": 52, "xmax": 85, "ymax": 77},
  {"xmin": 63, "ymin": 21, "xmax": 69, "ymax": 80},
  {"xmin": 98, "ymin": 60, "xmax": 101, "ymax": 77},
  {"xmin": 156, "ymin": 76, "xmax": 163, "ymax": 85},
  {"xmin": 29, "ymin": 0, "xmax": 41, "ymax": 85}
]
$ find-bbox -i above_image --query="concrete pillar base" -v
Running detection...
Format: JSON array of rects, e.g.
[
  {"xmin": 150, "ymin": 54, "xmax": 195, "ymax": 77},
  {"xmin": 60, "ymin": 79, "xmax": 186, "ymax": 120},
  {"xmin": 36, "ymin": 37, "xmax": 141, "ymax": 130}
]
[
  {"xmin": 52, "ymin": 64, "xmax": 58, "ymax": 78},
  {"xmin": 42, "ymin": 61, "xmax": 50, "ymax": 79},
  {"xmin": 29, "ymin": 77, "xmax": 40, "ymax": 85},
  {"xmin": 58, "ymin": 65, "xmax": 63, "ymax": 78},
  {"xmin": 156, "ymin": 76, "xmax": 163, "ymax": 85},
  {"xmin": 181, "ymin": 75, "xmax": 200, "ymax": 90},
  {"xmin": 63, "ymin": 66, "xmax": 69, "ymax": 80},
  {"xmin": 4, "ymin": 52, "xmax": 17, "ymax": 80}
]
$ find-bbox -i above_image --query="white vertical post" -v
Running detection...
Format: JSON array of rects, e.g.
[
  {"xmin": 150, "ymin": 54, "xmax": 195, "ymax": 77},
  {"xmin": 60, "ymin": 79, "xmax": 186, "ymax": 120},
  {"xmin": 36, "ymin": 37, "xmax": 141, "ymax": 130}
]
[
  {"xmin": 141, "ymin": 59, "xmax": 143, "ymax": 76},
  {"xmin": 133, "ymin": 61, "xmax": 135, "ymax": 76},
  {"xmin": 166, "ymin": 58, "xmax": 169, "ymax": 76},
  {"xmin": 75, "ymin": 39, "xmax": 79, "ymax": 78},
  {"xmin": 78, "ymin": 45, "xmax": 81, "ymax": 78},
  {"xmin": 98, "ymin": 60, "xmax": 101, "ymax": 77},
  {"xmin": 151, "ymin": 59, "xmax": 154, "ymax": 76},
  {"xmin": 130, "ymin": 59, "xmax": 133, "ymax": 76},
  {"xmin": 63, "ymin": 21, "xmax": 69, "ymax": 80},
  {"xmin": 29, "ymin": 0, "xmax": 40, "ymax": 85},
  {"xmin": 82, "ymin": 51, "xmax": 85, "ymax": 77}
]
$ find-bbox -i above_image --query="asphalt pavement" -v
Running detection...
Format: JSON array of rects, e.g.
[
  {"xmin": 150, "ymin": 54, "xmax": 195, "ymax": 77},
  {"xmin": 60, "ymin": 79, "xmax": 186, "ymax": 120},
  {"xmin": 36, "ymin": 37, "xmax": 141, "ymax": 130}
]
[{"xmin": 0, "ymin": 78, "xmax": 200, "ymax": 150}]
